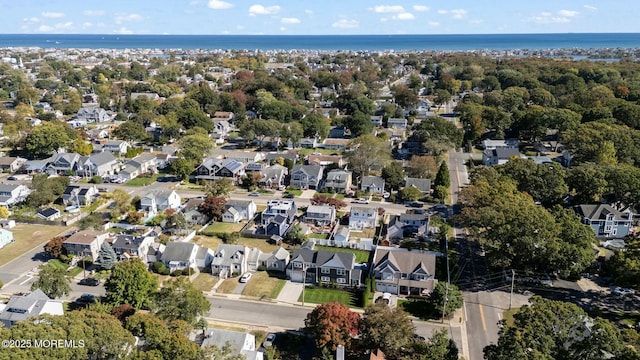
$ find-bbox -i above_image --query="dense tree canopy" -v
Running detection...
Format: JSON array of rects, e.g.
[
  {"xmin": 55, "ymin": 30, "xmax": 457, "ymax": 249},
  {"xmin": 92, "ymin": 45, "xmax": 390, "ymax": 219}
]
[
  {"xmin": 31, "ymin": 263, "xmax": 71, "ymax": 299},
  {"xmin": 304, "ymin": 302, "xmax": 360, "ymax": 351},
  {"xmin": 105, "ymin": 259, "xmax": 158, "ymax": 309}
]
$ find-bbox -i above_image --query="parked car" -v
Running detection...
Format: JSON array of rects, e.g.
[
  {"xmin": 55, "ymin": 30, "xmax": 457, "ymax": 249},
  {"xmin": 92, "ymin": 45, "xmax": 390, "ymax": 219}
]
[
  {"xmin": 406, "ymin": 201, "xmax": 424, "ymax": 208},
  {"xmin": 248, "ymin": 191, "xmax": 260, "ymax": 197},
  {"xmin": 283, "ymin": 193, "xmax": 295, "ymax": 199},
  {"xmin": 6, "ymin": 176, "xmax": 16, "ymax": 181},
  {"xmin": 79, "ymin": 278, "xmax": 101, "ymax": 286},
  {"xmin": 98, "ymin": 187, "xmax": 109, "ymax": 193},
  {"xmin": 239, "ymin": 273, "xmax": 252, "ymax": 283},
  {"xmin": 352, "ymin": 198, "xmax": 369, "ymax": 204},
  {"xmin": 613, "ymin": 287, "xmax": 635, "ymax": 296},
  {"xmin": 263, "ymin": 333, "xmax": 276, "ymax": 347},
  {"xmin": 76, "ymin": 293, "xmax": 95, "ymax": 304}
]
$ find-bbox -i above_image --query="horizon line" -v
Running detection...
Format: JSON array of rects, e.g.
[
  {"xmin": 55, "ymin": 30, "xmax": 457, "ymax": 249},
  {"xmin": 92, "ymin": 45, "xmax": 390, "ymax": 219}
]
[{"xmin": 0, "ymin": 32, "xmax": 638, "ymax": 37}]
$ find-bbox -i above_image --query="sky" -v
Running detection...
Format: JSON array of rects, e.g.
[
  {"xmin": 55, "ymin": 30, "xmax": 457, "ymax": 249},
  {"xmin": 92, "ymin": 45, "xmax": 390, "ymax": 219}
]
[{"xmin": 0, "ymin": 0, "xmax": 638, "ymax": 35}]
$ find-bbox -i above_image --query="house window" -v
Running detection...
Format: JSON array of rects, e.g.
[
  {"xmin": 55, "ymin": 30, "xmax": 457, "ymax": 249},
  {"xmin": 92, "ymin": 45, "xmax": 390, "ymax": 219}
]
[
  {"xmin": 321, "ymin": 268, "xmax": 330, "ymax": 274},
  {"xmin": 336, "ymin": 269, "xmax": 346, "ymax": 276},
  {"xmin": 321, "ymin": 276, "xmax": 330, "ymax": 282},
  {"xmin": 294, "ymin": 262, "xmax": 302, "ymax": 268},
  {"xmin": 337, "ymin": 278, "xmax": 346, "ymax": 284}
]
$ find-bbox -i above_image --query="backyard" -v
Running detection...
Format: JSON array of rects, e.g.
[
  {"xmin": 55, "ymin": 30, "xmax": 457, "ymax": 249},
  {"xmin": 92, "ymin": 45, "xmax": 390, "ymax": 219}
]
[
  {"xmin": 201, "ymin": 222, "xmax": 245, "ymax": 235},
  {"xmin": 0, "ymin": 224, "xmax": 68, "ymax": 266},
  {"xmin": 125, "ymin": 174, "xmax": 160, "ymax": 186},
  {"xmin": 241, "ymin": 271, "xmax": 286, "ymax": 299},
  {"xmin": 48, "ymin": 259, "xmax": 83, "ymax": 276},
  {"xmin": 315, "ymin": 245, "xmax": 371, "ymax": 263},
  {"xmin": 193, "ymin": 234, "xmax": 283, "ymax": 253},
  {"xmin": 298, "ymin": 287, "xmax": 359, "ymax": 307}
]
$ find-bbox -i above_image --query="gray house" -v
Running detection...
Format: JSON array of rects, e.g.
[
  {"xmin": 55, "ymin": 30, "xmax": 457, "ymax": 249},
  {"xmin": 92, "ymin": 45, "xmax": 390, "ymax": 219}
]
[
  {"xmin": 161, "ymin": 242, "xmax": 211, "ymax": 272},
  {"xmin": 0, "ymin": 289, "xmax": 64, "ymax": 328},
  {"xmin": 181, "ymin": 198, "xmax": 208, "ymax": 225},
  {"xmin": 574, "ymin": 204, "xmax": 634, "ymax": 238},
  {"xmin": 290, "ymin": 165, "xmax": 323, "ymax": 190},
  {"xmin": 76, "ymin": 152, "xmax": 119, "ymax": 177},
  {"xmin": 287, "ymin": 248, "xmax": 360, "ymax": 287},
  {"xmin": 260, "ymin": 164, "xmax": 288, "ymax": 189},
  {"xmin": 361, "ymin": 175, "xmax": 385, "ymax": 194},
  {"xmin": 223, "ymin": 200, "xmax": 257, "ymax": 223},
  {"xmin": 260, "ymin": 200, "xmax": 297, "ymax": 236},
  {"xmin": 323, "ymin": 169, "xmax": 352, "ymax": 194},
  {"xmin": 211, "ymin": 244, "xmax": 248, "ymax": 278},
  {"xmin": 371, "ymin": 246, "xmax": 437, "ymax": 296},
  {"xmin": 304, "ymin": 204, "xmax": 336, "ymax": 226},
  {"xmin": 482, "ymin": 148, "xmax": 525, "ymax": 166},
  {"xmin": 46, "ymin": 153, "xmax": 80, "ymax": 175},
  {"xmin": 404, "ymin": 177, "xmax": 431, "ymax": 195}
]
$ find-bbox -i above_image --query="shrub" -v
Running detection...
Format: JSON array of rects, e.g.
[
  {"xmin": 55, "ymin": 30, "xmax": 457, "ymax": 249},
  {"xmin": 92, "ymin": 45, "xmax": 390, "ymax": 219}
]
[
  {"xmin": 0, "ymin": 280, "xmax": 3, "ymax": 289},
  {"xmin": 89, "ymin": 176, "xmax": 103, "ymax": 184},
  {"xmin": 257, "ymin": 265, "xmax": 267, "ymax": 271},
  {"xmin": 220, "ymin": 232, "xmax": 240, "ymax": 244},
  {"xmin": 152, "ymin": 261, "xmax": 170, "ymax": 275},
  {"xmin": 171, "ymin": 269, "xmax": 183, "ymax": 277}
]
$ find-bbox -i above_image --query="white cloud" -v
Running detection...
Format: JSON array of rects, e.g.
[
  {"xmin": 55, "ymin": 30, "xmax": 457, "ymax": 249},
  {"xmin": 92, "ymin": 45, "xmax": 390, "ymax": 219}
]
[
  {"xmin": 451, "ymin": 9, "xmax": 467, "ymax": 20},
  {"xmin": 38, "ymin": 25, "xmax": 53, "ymax": 32},
  {"xmin": 114, "ymin": 27, "xmax": 134, "ymax": 34},
  {"xmin": 305, "ymin": 9, "xmax": 313, "ymax": 15},
  {"xmin": 82, "ymin": 22, "xmax": 93, "ymax": 28},
  {"xmin": 413, "ymin": 5, "xmax": 429, "ymax": 12},
  {"xmin": 280, "ymin": 26, "xmax": 286, "ymax": 31},
  {"xmin": 558, "ymin": 10, "xmax": 579, "ymax": 17},
  {"xmin": 392, "ymin": 12, "xmax": 415, "ymax": 20},
  {"xmin": 222, "ymin": 30, "xmax": 231, "ymax": 34},
  {"xmin": 380, "ymin": 17, "xmax": 388, "ymax": 22},
  {"xmin": 528, "ymin": 11, "xmax": 574, "ymax": 24},
  {"xmin": 281, "ymin": 17, "xmax": 300, "ymax": 24},
  {"xmin": 115, "ymin": 13, "xmax": 142, "ymax": 24},
  {"xmin": 372, "ymin": 5, "xmax": 405, "ymax": 13},
  {"xmin": 248, "ymin": 4, "xmax": 280, "ymax": 16},
  {"xmin": 332, "ymin": 19, "xmax": 359, "ymax": 29},
  {"xmin": 38, "ymin": 21, "xmax": 74, "ymax": 32},
  {"xmin": 437, "ymin": 10, "xmax": 448, "ymax": 14},
  {"xmin": 188, "ymin": 0, "xmax": 202, "ymax": 5},
  {"xmin": 23, "ymin": 17, "xmax": 39, "ymax": 23},
  {"xmin": 41, "ymin": 12, "xmax": 65, "ymax": 18},
  {"xmin": 83, "ymin": 10, "xmax": 105, "ymax": 17},
  {"xmin": 208, "ymin": 0, "xmax": 234, "ymax": 10},
  {"xmin": 428, "ymin": 21, "xmax": 440, "ymax": 27},
  {"xmin": 584, "ymin": 5, "xmax": 597, "ymax": 12},
  {"xmin": 236, "ymin": 25, "xmax": 244, "ymax": 30}
]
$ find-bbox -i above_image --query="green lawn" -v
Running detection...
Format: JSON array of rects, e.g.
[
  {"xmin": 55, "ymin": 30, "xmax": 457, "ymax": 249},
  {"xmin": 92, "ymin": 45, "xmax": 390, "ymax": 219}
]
[
  {"xmin": 309, "ymin": 233, "xmax": 330, "ymax": 240},
  {"xmin": 285, "ymin": 189, "xmax": 303, "ymax": 196},
  {"xmin": 241, "ymin": 271, "xmax": 286, "ymax": 299},
  {"xmin": 316, "ymin": 246, "xmax": 371, "ymax": 263},
  {"xmin": 202, "ymin": 222, "xmax": 245, "ymax": 234},
  {"xmin": 0, "ymin": 224, "xmax": 68, "ymax": 267},
  {"xmin": 316, "ymin": 192, "xmax": 335, "ymax": 198},
  {"xmin": 298, "ymin": 287, "xmax": 358, "ymax": 307},
  {"xmin": 335, "ymin": 193, "xmax": 346, "ymax": 199},
  {"xmin": 125, "ymin": 174, "xmax": 160, "ymax": 186},
  {"xmin": 298, "ymin": 148, "xmax": 343, "ymax": 156},
  {"xmin": 47, "ymin": 259, "xmax": 83, "ymax": 277}
]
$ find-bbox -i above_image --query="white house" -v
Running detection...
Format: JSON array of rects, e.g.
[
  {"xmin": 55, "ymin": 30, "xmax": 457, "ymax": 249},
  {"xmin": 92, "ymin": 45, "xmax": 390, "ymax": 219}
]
[
  {"xmin": 140, "ymin": 190, "xmax": 181, "ymax": 214},
  {"xmin": 0, "ymin": 184, "xmax": 31, "ymax": 206},
  {"xmin": 349, "ymin": 206, "xmax": 378, "ymax": 230},
  {"xmin": 211, "ymin": 244, "xmax": 249, "ymax": 279},
  {"xmin": 222, "ymin": 200, "xmax": 257, "ymax": 223},
  {"xmin": 0, "ymin": 228, "xmax": 13, "ymax": 249},
  {"xmin": 161, "ymin": 242, "xmax": 201, "ymax": 272},
  {"xmin": 0, "ymin": 289, "xmax": 64, "ymax": 328},
  {"xmin": 103, "ymin": 140, "xmax": 130, "ymax": 155}
]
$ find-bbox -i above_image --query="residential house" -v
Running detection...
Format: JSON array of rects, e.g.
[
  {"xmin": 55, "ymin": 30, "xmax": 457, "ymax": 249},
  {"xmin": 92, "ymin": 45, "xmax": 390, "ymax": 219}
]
[
  {"xmin": 0, "ymin": 157, "xmax": 26, "ymax": 173},
  {"xmin": 61, "ymin": 185, "xmax": 99, "ymax": 206},
  {"xmin": 322, "ymin": 138, "xmax": 350, "ymax": 151},
  {"xmin": 259, "ymin": 200, "xmax": 297, "ymax": 236},
  {"xmin": 349, "ymin": 206, "xmax": 378, "ymax": 230},
  {"xmin": 287, "ymin": 248, "xmax": 360, "ymax": 287},
  {"xmin": 387, "ymin": 213, "xmax": 430, "ymax": 240},
  {"xmin": 371, "ymin": 246, "xmax": 437, "ymax": 296},
  {"xmin": 191, "ymin": 329, "xmax": 262, "ymax": 360},
  {"xmin": 290, "ymin": 165, "xmax": 323, "ymax": 190},
  {"xmin": 256, "ymin": 247, "xmax": 290, "ymax": 272},
  {"xmin": 361, "ymin": 176, "xmax": 385, "ymax": 194},
  {"xmin": 130, "ymin": 92, "xmax": 160, "ymax": 102},
  {"xmin": 0, "ymin": 184, "xmax": 31, "ymax": 206},
  {"xmin": 404, "ymin": 178, "xmax": 431, "ymax": 195},
  {"xmin": 140, "ymin": 190, "xmax": 181, "ymax": 214},
  {"xmin": 304, "ymin": 205, "xmax": 336, "ymax": 226},
  {"xmin": 328, "ymin": 126, "xmax": 346, "ymax": 138},
  {"xmin": 161, "ymin": 241, "xmax": 204, "ymax": 272},
  {"xmin": 76, "ymin": 152, "xmax": 119, "ymax": 177},
  {"xmin": 333, "ymin": 226, "xmax": 350, "ymax": 247},
  {"xmin": 213, "ymin": 120, "xmax": 231, "ymax": 136},
  {"xmin": 212, "ymin": 111, "xmax": 235, "ymax": 124},
  {"xmin": 387, "ymin": 118, "xmax": 408, "ymax": 129},
  {"xmin": 63, "ymin": 230, "xmax": 109, "ymax": 260},
  {"xmin": 371, "ymin": 115, "xmax": 383, "ymax": 127},
  {"xmin": 260, "ymin": 164, "xmax": 288, "ymax": 189},
  {"xmin": 110, "ymin": 235, "xmax": 154, "ymax": 262},
  {"xmin": 196, "ymin": 246, "xmax": 215, "ymax": 270},
  {"xmin": 323, "ymin": 169, "xmax": 352, "ymax": 194},
  {"xmin": 46, "ymin": 152, "xmax": 80, "ymax": 175},
  {"xmin": 0, "ymin": 228, "xmax": 14, "ymax": 249},
  {"xmin": 195, "ymin": 158, "xmax": 245, "ymax": 183},
  {"xmin": 211, "ymin": 244, "xmax": 248, "ymax": 278},
  {"xmin": 481, "ymin": 148, "xmax": 525, "ymax": 166},
  {"xmin": 23, "ymin": 160, "xmax": 48, "ymax": 174},
  {"xmin": 306, "ymin": 155, "xmax": 344, "ymax": 168},
  {"xmin": 481, "ymin": 138, "xmax": 520, "ymax": 150},
  {"xmin": 67, "ymin": 118, "xmax": 88, "ymax": 129},
  {"xmin": 36, "ymin": 207, "xmax": 61, "ymax": 221},
  {"xmin": 181, "ymin": 198, "xmax": 208, "ymax": 225},
  {"xmin": 86, "ymin": 128, "xmax": 109, "ymax": 140},
  {"xmin": 574, "ymin": 204, "xmax": 634, "ymax": 238},
  {"xmin": 0, "ymin": 289, "xmax": 64, "ymax": 328},
  {"xmin": 216, "ymin": 150, "xmax": 265, "ymax": 164},
  {"xmin": 223, "ymin": 200, "xmax": 257, "ymax": 223},
  {"xmin": 264, "ymin": 152, "xmax": 298, "ymax": 165},
  {"xmin": 102, "ymin": 140, "xmax": 130, "ymax": 155},
  {"xmin": 300, "ymin": 137, "xmax": 319, "ymax": 148},
  {"xmin": 117, "ymin": 153, "xmax": 157, "ymax": 180},
  {"xmin": 77, "ymin": 107, "xmax": 109, "ymax": 123}
]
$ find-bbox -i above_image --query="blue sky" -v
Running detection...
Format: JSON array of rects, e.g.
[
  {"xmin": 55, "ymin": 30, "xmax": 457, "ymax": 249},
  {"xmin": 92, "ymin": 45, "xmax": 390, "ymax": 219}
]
[{"xmin": 0, "ymin": 0, "xmax": 638, "ymax": 35}]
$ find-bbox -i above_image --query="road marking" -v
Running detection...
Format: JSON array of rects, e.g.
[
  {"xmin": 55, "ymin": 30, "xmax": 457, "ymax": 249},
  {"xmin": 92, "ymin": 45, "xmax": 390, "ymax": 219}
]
[
  {"xmin": 479, "ymin": 304, "xmax": 487, "ymax": 331},
  {"xmin": 463, "ymin": 301, "xmax": 468, "ymax": 322},
  {"xmin": 19, "ymin": 275, "xmax": 32, "ymax": 286},
  {"xmin": 498, "ymin": 312, "xmax": 502, "ymax": 321}
]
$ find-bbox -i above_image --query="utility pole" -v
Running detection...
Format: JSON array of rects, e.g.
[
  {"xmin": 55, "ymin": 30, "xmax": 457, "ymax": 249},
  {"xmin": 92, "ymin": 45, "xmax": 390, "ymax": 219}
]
[
  {"xmin": 442, "ymin": 235, "xmax": 450, "ymax": 324},
  {"xmin": 509, "ymin": 269, "xmax": 515, "ymax": 309},
  {"xmin": 301, "ymin": 266, "xmax": 306, "ymax": 306}
]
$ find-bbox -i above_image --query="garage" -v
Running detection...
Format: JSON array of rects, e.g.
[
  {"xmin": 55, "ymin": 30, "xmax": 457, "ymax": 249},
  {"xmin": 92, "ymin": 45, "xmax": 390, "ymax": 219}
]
[
  {"xmin": 290, "ymin": 270, "xmax": 304, "ymax": 283},
  {"xmin": 376, "ymin": 282, "xmax": 398, "ymax": 294}
]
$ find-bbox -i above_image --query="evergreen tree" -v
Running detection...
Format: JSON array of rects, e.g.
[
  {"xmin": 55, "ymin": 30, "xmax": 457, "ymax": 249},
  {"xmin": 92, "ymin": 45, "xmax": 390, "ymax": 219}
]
[
  {"xmin": 95, "ymin": 242, "xmax": 118, "ymax": 270},
  {"xmin": 434, "ymin": 161, "xmax": 450, "ymax": 190}
]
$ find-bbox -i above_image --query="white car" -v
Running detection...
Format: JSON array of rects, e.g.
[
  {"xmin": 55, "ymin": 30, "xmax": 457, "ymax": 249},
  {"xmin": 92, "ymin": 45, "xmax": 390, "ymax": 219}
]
[
  {"xmin": 613, "ymin": 287, "xmax": 635, "ymax": 296},
  {"xmin": 352, "ymin": 198, "xmax": 369, "ymax": 204},
  {"xmin": 239, "ymin": 273, "xmax": 252, "ymax": 283},
  {"xmin": 263, "ymin": 333, "xmax": 276, "ymax": 347}
]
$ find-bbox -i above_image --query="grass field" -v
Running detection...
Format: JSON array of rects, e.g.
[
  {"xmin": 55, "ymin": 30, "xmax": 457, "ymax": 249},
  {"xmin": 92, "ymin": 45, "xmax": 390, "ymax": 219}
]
[
  {"xmin": 285, "ymin": 189, "xmax": 303, "ymax": 196},
  {"xmin": 202, "ymin": 222, "xmax": 245, "ymax": 234},
  {"xmin": 216, "ymin": 278, "xmax": 239, "ymax": 294},
  {"xmin": 316, "ymin": 246, "xmax": 371, "ymax": 263},
  {"xmin": 125, "ymin": 174, "xmax": 160, "ymax": 186},
  {"xmin": 298, "ymin": 287, "xmax": 357, "ymax": 307},
  {"xmin": 195, "ymin": 234, "xmax": 282, "ymax": 253},
  {"xmin": 192, "ymin": 235, "xmax": 223, "ymax": 250},
  {"xmin": 309, "ymin": 233, "xmax": 330, "ymax": 239},
  {"xmin": 192, "ymin": 273, "xmax": 218, "ymax": 292},
  {"xmin": 0, "ymin": 224, "xmax": 68, "ymax": 267},
  {"xmin": 241, "ymin": 271, "xmax": 285, "ymax": 299}
]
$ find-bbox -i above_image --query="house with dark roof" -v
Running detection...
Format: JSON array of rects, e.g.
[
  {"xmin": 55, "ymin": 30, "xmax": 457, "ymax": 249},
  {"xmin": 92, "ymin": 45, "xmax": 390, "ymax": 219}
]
[
  {"xmin": 223, "ymin": 200, "xmax": 257, "ymax": 223},
  {"xmin": 361, "ymin": 176, "xmax": 385, "ymax": 194},
  {"xmin": 46, "ymin": 153, "xmax": 80, "ymax": 175},
  {"xmin": 259, "ymin": 164, "xmax": 288, "ymax": 189},
  {"xmin": 62, "ymin": 185, "xmax": 99, "ymax": 206},
  {"xmin": 117, "ymin": 153, "xmax": 157, "ymax": 180},
  {"xmin": 371, "ymin": 246, "xmax": 437, "ymax": 296},
  {"xmin": 110, "ymin": 234, "xmax": 154, "ymax": 262},
  {"xmin": 63, "ymin": 230, "xmax": 109, "ymax": 260},
  {"xmin": 77, "ymin": 107, "xmax": 109, "ymax": 123},
  {"xmin": 574, "ymin": 204, "xmax": 634, "ymax": 238},
  {"xmin": 404, "ymin": 178, "xmax": 431, "ymax": 195},
  {"xmin": 290, "ymin": 165, "xmax": 323, "ymax": 190},
  {"xmin": 287, "ymin": 248, "xmax": 360, "ymax": 287},
  {"xmin": 323, "ymin": 169, "xmax": 352, "ymax": 194},
  {"xmin": 161, "ymin": 241, "xmax": 212, "ymax": 272},
  {"xmin": 195, "ymin": 158, "xmax": 245, "ymax": 183},
  {"xmin": 387, "ymin": 213, "xmax": 430, "ymax": 241},
  {"xmin": 299, "ymin": 137, "xmax": 319, "ymax": 149},
  {"xmin": 0, "ymin": 184, "xmax": 31, "ymax": 206},
  {"xmin": 181, "ymin": 198, "xmax": 208, "ymax": 225},
  {"xmin": 36, "ymin": 207, "xmax": 61, "ymax": 221},
  {"xmin": 482, "ymin": 148, "xmax": 525, "ymax": 166},
  {"xmin": 259, "ymin": 200, "xmax": 297, "ymax": 236},
  {"xmin": 0, "ymin": 289, "xmax": 64, "ymax": 328}
]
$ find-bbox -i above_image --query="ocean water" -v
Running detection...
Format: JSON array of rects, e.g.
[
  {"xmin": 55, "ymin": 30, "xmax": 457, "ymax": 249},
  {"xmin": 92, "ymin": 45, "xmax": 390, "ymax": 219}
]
[{"xmin": 0, "ymin": 33, "xmax": 638, "ymax": 51}]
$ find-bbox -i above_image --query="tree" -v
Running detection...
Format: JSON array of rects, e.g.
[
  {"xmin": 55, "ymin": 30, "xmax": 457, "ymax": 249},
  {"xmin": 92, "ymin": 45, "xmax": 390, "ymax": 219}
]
[
  {"xmin": 0, "ymin": 206, "xmax": 8, "ymax": 219},
  {"xmin": 155, "ymin": 277, "xmax": 210, "ymax": 325},
  {"xmin": 67, "ymin": 138, "xmax": 93, "ymax": 156},
  {"xmin": 428, "ymin": 282, "xmax": 463, "ymax": 318},
  {"xmin": 406, "ymin": 155, "xmax": 438, "ymax": 179},
  {"xmin": 399, "ymin": 186, "xmax": 423, "ymax": 202},
  {"xmin": 433, "ymin": 161, "xmax": 450, "ymax": 190},
  {"xmin": 44, "ymin": 236, "xmax": 67, "ymax": 259},
  {"xmin": 171, "ymin": 157, "xmax": 195, "ymax": 181},
  {"xmin": 433, "ymin": 89, "xmax": 452, "ymax": 111},
  {"xmin": 95, "ymin": 242, "xmax": 118, "ymax": 270},
  {"xmin": 392, "ymin": 84, "xmax": 418, "ymax": 108},
  {"xmin": 344, "ymin": 111, "xmax": 374, "ymax": 137},
  {"xmin": 381, "ymin": 162, "xmax": 405, "ymax": 191},
  {"xmin": 284, "ymin": 224, "xmax": 307, "ymax": 245},
  {"xmin": 567, "ymin": 165, "xmax": 607, "ymax": 204},
  {"xmin": 499, "ymin": 158, "xmax": 569, "ymax": 207},
  {"xmin": 300, "ymin": 113, "xmax": 330, "ymax": 138},
  {"xmin": 484, "ymin": 297, "xmax": 631, "ymax": 360},
  {"xmin": 345, "ymin": 135, "xmax": 391, "ymax": 178},
  {"xmin": 31, "ymin": 263, "xmax": 71, "ymax": 299},
  {"xmin": 198, "ymin": 196, "xmax": 227, "ymax": 220},
  {"xmin": 178, "ymin": 133, "xmax": 213, "ymax": 164},
  {"xmin": 125, "ymin": 312, "xmax": 203, "ymax": 359},
  {"xmin": 240, "ymin": 118, "xmax": 281, "ymax": 148},
  {"xmin": 113, "ymin": 120, "xmax": 148, "ymax": 142},
  {"xmin": 413, "ymin": 117, "xmax": 464, "ymax": 157},
  {"xmin": 24, "ymin": 122, "xmax": 72, "ymax": 158},
  {"xmin": 110, "ymin": 189, "xmax": 132, "ymax": 219},
  {"xmin": 359, "ymin": 304, "xmax": 415, "ymax": 359},
  {"xmin": 205, "ymin": 178, "xmax": 234, "ymax": 197},
  {"xmin": 304, "ymin": 302, "xmax": 360, "ymax": 351},
  {"xmin": 105, "ymin": 259, "xmax": 158, "ymax": 309}
]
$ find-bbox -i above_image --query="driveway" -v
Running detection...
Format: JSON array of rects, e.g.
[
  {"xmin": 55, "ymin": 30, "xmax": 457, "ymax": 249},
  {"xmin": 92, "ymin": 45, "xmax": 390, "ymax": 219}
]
[
  {"xmin": 277, "ymin": 281, "xmax": 303, "ymax": 304},
  {"xmin": 299, "ymin": 190, "xmax": 316, "ymax": 199}
]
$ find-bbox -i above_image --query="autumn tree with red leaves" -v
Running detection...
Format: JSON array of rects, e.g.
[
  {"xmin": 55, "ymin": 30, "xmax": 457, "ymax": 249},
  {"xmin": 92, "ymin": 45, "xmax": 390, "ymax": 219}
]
[
  {"xmin": 44, "ymin": 236, "xmax": 67, "ymax": 259},
  {"xmin": 311, "ymin": 194, "xmax": 347, "ymax": 209},
  {"xmin": 304, "ymin": 301, "xmax": 359, "ymax": 351},
  {"xmin": 198, "ymin": 196, "xmax": 227, "ymax": 221}
]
